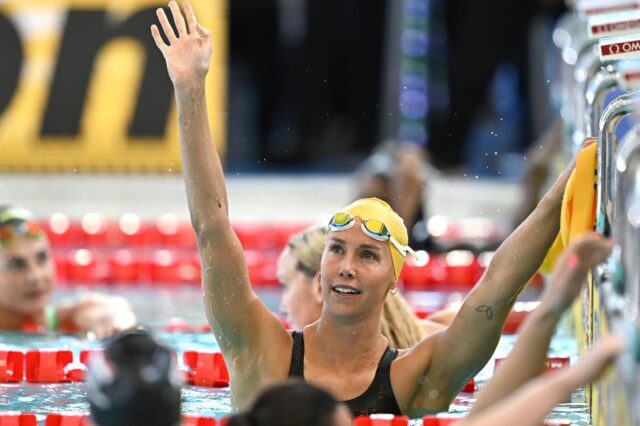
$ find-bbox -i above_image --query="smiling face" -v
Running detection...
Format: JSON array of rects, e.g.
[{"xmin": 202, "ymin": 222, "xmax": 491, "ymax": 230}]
[
  {"xmin": 0, "ymin": 234, "xmax": 55, "ymax": 316},
  {"xmin": 320, "ymin": 219, "xmax": 396, "ymax": 321}
]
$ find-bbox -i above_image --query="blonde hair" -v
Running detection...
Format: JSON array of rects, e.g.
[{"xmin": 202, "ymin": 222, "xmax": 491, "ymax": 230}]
[
  {"xmin": 380, "ymin": 293, "xmax": 426, "ymax": 349},
  {"xmin": 287, "ymin": 224, "xmax": 424, "ymax": 349},
  {"xmin": 287, "ymin": 225, "xmax": 327, "ymax": 278}
]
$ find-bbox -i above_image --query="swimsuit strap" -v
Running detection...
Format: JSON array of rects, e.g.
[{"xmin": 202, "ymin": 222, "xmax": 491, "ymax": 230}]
[{"xmin": 288, "ymin": 330, "xmax": 305, "ymax": 377}]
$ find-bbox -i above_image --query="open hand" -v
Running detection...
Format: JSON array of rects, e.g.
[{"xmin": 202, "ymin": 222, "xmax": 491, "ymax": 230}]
[
  {"xmin": 543, "ymin": 233, "xmax": 612, "ymax": 313},
  {"xmin": 66, "ymin": 293, "xmax": 137, "ymax": 340},
  {"xmin": 151, "ymin": 1, "xmax": 212, "ymax": 89},
  {"xmin": 569, "ymin": 333, "xmax": 625, "ymax": 387}
]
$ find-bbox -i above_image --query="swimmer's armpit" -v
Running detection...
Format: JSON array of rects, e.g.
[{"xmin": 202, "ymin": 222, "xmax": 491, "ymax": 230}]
[{"xmin": 475, "ymin": 305, "xmax": 494, "ymax": 320}]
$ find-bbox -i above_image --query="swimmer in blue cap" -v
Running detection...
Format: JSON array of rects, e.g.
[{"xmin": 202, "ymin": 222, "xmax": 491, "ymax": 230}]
[
  {"xmin": 0, "ymin": 205, "xmax": 136, "ymax": 338},
  {"xmin": 152, "ymin": 1, "xmax": 586, "ymax": 416}
]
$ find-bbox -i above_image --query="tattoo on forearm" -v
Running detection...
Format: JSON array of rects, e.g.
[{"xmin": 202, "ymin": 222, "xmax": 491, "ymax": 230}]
[{"xmin": 476, "ymin": 305, "xmax": 494, "ymax": 320}]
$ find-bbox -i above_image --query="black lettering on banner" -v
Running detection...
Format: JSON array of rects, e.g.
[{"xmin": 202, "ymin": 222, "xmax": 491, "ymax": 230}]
[
  {"xmin": 0, "ymin": 13, "xmax": 23, "ymax": 117},
  {"xmin": 41, "ymin": 7, "xmax": 174, "ymax": 139}
]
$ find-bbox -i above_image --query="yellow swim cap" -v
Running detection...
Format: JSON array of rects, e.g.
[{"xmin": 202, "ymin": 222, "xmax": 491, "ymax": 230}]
[{"xmin": 337, "ymin": 197, "xmax": 408, "ymax": 279}]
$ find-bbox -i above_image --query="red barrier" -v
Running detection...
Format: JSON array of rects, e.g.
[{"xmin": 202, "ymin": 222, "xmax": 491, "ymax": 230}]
[
  {"xmin": 45, "ymin": 414, "xmax": 89, "ymax": 426},
  {"xmin": 0, "ymin": 413, "xmax": 37, "ymax": 426},
  {"xmin": 156, "ymin": 215, "xmax": 197, "ymax": 248},
  {"xmin": 233, "ymin": 223, "xmax": 282, "ymax": 251},
  {"xmin": 108, "ymin": 249, "xmax": 141, "ymax": 283},
  {"xmin": 65, "ymin": 249, "xmax": 109, "ymax": 285},
  {"xmin": 502, "ymin": 301, "xmax": 540, "ymax": 334},
  {"xmin": 422, "ymin": 415, "xmax": 462, "ymax": 425},
  {"xmin": 25, "ymin": 350, "xmax": 73, "ymax": 383},
  {"xmin": 245, "ymin": 251, "xmax": 278, "ymax": 287},
  {"xmin": 354, "ymin": 415, "xmax": 409, "ymax": 425},
  {"xmin": 150, "ymin": 250, "xmax": 201, "ymax": 285},
  {"xmin": 461, "ymin": 378, "xmax": 475, "ymax": 393},
  {"xmin": 0, "ymin": 351, "xmax": 24, "ymax": 383},
  {"xmin": 79, "ymin": 349, "xmax": 102, "ymax": 367},
  {"xmin": 183, "ymin": 352, "xmax": 230, "ymax": 387},
  {"xmin": 181, "ymin": 416, "xmax": 217, "ymax": 426}
]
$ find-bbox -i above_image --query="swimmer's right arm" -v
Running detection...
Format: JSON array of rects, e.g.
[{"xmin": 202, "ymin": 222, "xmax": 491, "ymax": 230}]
[{"xmin": 151, "ymin": 2, "xmax": 289, "ymax": 353}]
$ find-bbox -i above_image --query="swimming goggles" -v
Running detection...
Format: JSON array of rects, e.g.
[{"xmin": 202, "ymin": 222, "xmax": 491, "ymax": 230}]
[
  {"xmin": 327, "ymin": 211, "xmax": 415, "ymax": 257},
  {"xmin": 0, "ymin": 208, "xmax": 45, "ymax": 249}
]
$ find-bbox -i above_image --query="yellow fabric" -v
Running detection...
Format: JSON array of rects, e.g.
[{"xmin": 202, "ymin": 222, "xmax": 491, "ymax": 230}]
[
  {"xmin": 540, "ymin": 142, "xmax": 598, "ymax": 273},
  {"xmin": 338, "ymin": 197, "xmax": 408, "ymax": 279}
]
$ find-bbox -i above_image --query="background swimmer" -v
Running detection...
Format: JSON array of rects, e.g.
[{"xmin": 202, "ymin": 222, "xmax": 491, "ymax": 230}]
[{"xmin": 0, "ymin": 205, "xmax": 136, "ymax": 338}]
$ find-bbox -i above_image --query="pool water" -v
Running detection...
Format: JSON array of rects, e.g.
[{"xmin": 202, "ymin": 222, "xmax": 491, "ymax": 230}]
[{"xmin": 0, "ymin": 287, "xmax": 588, "ymax": 425}]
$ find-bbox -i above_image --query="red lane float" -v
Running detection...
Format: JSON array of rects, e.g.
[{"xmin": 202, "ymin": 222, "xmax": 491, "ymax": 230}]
[
  {"xmin": 0, "ymin": 351, "xmax": 24, "ymax": 383},
  {"xmin": 422, "ymin": 415, "xmax": 462, "ymax": 425},
  {"xmin": 45, "ymin": 414, "xmax": 89, "ymax": 426},
  {"xmin": 108, "ymin": 249, "xmax": 141, "ymax": 283},
  {"xmin": 183, "ymin": 352, "xmax": 230, "ymax": 387},
  {"xmin": 0, "ymin": 413, "xmax": 37, "ymax": 426},
  {"xmin": 461, "ymin": 378, "xmax": 475, "ymax": 393},
  {"xmin": 156, "ymin": 214, "xmax": 197, "ymax": 249},
  {"xmin": 25, "ymin": 350, "xmax": 74, "ymax": 383},
  {"xmin": 233, "ymin": 223, "xmax": 282, "ymax": 251},
  {"xmin": 502, "ymin": 301, "xmax": 540, "ymax": 334},
  {"xmin": 354, "ymin": 414, "xmax": 409, "ymax": 425},
  {"xmin": 149, "ymin": 249, "xmax": 201, "ymax": 285},
  {"xmin": 181, "ymin": 416, "xmax": 218, "ymax": 426},
  {"xmin": 244, "ymin": 250, "xmax": 278, "ymax": 287}
]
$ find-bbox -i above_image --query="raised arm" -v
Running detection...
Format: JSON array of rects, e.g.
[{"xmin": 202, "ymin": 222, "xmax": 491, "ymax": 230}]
[
  {"xmin": 469, "ymin": 234, "xmax": 612, "ymax": 415},
  {"xmin": 458, "ymin": 333, "xmax": 624, "ymax": 426},
  {"xmin": 399, "ymin": 139, "xmax": 597, "ymax": 414},
  {"xmin": 151, "ymin": 2, "xmax": 287, "ymax": 353}
]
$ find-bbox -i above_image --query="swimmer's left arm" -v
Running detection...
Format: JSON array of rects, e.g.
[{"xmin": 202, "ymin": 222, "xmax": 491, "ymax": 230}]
[
  {"xmin": 469, "ymin": 235, "xmax": 611, "ymax": 416},
  {"xmin": 395, "ymin": 143, "xmax": 594, "ymax": 414}
]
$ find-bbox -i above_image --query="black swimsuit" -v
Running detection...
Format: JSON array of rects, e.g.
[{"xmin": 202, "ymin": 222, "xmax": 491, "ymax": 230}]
[{"xmin": 288, "ymin": 331, "xmax": 402, "ymax": 417}]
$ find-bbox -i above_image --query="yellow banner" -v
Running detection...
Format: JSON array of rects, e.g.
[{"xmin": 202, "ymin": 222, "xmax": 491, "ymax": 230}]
[{"xmin": 0, "ymin": 0, "xmax": 226, "ymax": 172}]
